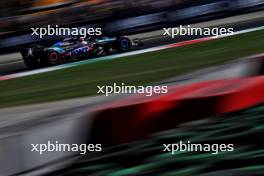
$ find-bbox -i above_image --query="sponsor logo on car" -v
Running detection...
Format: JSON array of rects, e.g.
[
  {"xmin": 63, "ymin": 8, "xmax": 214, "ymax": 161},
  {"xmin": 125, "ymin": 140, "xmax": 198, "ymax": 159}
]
[{"xmin": 70, "ymin": 46, "xmax": 90, "ymax": 56}]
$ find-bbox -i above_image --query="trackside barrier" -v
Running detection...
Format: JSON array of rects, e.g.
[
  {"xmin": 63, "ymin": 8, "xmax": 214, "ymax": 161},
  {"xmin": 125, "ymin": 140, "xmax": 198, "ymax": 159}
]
[{"xmin": 90, "ymin": 76, "xmax": 264, "ymax": 146}]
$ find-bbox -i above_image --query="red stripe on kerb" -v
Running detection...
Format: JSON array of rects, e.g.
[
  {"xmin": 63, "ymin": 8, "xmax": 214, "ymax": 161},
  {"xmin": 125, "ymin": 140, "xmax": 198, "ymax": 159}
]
[
  {"xmin": 0, "ymin": 76, "xmax": 11, "ymax": 81},
  {"xmin": 166, "ymin": 37, "xmax": 212, "ymax": 48}
]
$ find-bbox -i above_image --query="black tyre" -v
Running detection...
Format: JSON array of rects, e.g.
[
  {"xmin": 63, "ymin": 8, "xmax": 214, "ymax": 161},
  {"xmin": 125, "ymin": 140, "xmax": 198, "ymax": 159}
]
[
  {"xmin": 117, "ymin": 36, "xmax": 132, "ymax": 51},
  {"xmin": 23, "ymin": 56, "xmax": 40, "ymax": 69},
  {"xmin": 21, "ymin": 49, "xmax": 41, "ymax": 69}
]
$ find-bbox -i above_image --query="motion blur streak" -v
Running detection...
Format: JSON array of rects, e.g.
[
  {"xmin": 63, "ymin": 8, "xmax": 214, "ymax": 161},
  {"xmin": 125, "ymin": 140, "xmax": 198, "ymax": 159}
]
[{"xmin": 91, "ymin": 75, "xmax": 264, "ymax": 146}]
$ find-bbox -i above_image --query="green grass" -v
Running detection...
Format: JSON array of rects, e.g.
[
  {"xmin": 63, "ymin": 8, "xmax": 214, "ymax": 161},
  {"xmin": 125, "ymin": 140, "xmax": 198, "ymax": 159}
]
[{"xmin": 0, "ymin": 30, "xmax": 263, "ymax": 108}]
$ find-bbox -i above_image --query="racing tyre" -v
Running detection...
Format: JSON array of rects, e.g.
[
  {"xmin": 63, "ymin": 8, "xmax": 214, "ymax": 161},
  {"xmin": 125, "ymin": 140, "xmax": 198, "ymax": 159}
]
[
  {"xmin": 23, "ymin": 56, "xmax": 40, "ymax": 69},
  {"xmin": 117, "ymin": 37, "xmax": 132, "ymax": 51},
  {"xmin": 47, "ymin": 51, "xmax": 61, "ymax": 66},
  {"xmin": 21, "ymin": 49, "xmax": 41, "ymax": 69}
]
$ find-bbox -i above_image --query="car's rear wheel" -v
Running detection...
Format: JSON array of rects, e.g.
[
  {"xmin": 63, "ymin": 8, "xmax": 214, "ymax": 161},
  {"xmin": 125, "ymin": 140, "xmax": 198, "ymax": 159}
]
[
  {"xmin": 21, "ymin": 49, "xmax": 42, "ymax": 69},
  {"xmin": 23, "ymin": 56, "xmax": 40, "ymax": 69},
  {"xmin": 117, "ymin": 37, "xmax": 132, "ymax": 51},
  {"xmin": 47, "ymin": 51, "xmax": 61, "ymax": 65}
]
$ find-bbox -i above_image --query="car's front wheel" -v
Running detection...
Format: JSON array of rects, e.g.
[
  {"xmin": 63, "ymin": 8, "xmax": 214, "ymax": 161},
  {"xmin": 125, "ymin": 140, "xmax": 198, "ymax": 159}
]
[{"xmin": 117, "ymin": 36, "xmax": 132, "ymax": 51}]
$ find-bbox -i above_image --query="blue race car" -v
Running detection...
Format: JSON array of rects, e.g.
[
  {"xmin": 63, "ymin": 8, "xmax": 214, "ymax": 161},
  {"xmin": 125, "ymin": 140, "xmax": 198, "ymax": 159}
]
[{"xmin": 21, "ymin": 36, "xmax": 143, "ymax": 68}]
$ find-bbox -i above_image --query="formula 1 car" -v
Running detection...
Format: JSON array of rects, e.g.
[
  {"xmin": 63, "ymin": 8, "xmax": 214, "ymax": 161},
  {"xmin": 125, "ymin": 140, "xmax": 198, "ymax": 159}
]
[{"xmin": 20, "ymin": 36, "xmax": 143, "ymax": 68}]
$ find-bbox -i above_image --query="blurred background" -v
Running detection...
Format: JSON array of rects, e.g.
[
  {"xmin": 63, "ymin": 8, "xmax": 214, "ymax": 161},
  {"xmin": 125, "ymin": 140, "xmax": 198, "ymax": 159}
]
[
  {"xmin": 0, "ymin": 0, "xmax": 263, "ymax": 51},
  {"xmin": 0, "ymin": 1, "xmax": 264, "ymax": 176}
]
